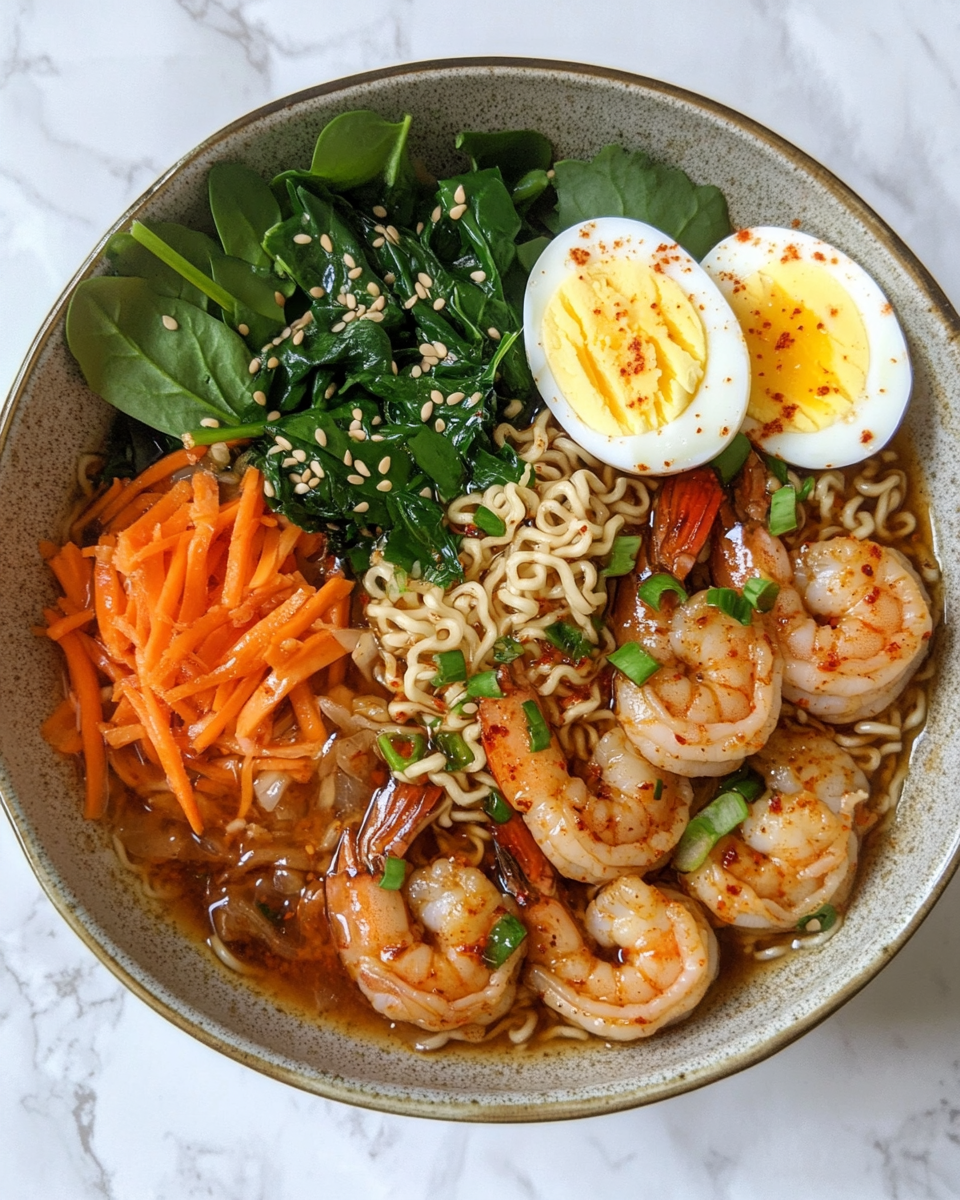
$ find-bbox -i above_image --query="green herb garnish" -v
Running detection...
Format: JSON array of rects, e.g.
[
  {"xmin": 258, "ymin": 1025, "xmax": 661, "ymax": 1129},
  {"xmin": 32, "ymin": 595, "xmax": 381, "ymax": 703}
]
[
  {"xmin": 741, "ymin": 577, "xmax": 780, "ymax": 613},
  {"xmin": 673, "ymin": 792, "xmax": 750, "ymax": 873},
  {"xmin": 483, "ymin": 913, "xmax": 527, "ymax": 969},
  {"xmin": 769, "ymin": 486, "xmax": 799, "ymax": 536},
  {"xmin": 765, "ymin": 454, "xmax": 790, "ymax": 485},
  {"xmin": 466, "ymin": 670, "xmax": 504, "ymax": 699},
  {"xmin": 637, "ymin": 573, "xmax": 688, "ymax": 612},
  {"xmin": 432, "ymin": 649, "xmax": 468, "ymax": 687},
  {"xmin": 796, "ymin": 904, "xmax": 838, "ymax": 933},
  {"xmin": 377, "ymin": 731, "xmax": 427, "ymax": 773},
  {"xmin": 706, "ymin": 587, "xmax": 754, "ymax": 626},
  {"xmin": 379, "ymin": 855, "xmax": 407, "ymax": 890},
  {"xmin": 473, "ymin": 505, "xmax": 506, "ymax": 537},
  {"xmin": 543, "ymin": 621, "xmax": 593, "ymax": 663},
  {"xmin": 607, "ymin": 642, "xmax": 661, "ymax": 687},
  {"xmin": 522, "ymin": 699, "xmax": 551, "ymax": 752},
  {"xmin": 712, "ymin": 433, "xmax": 753, "ymax": 485},
  {"xmin": 483, "ymin": 789, "xmax": 514, "ymax": 824},
  {"xmin": 435, "ymin": 730, "xmax": 474, "ymax": 771},
  {"xmin": 601, "ymin": 535, "xmax": 643, "ymax": 578}
]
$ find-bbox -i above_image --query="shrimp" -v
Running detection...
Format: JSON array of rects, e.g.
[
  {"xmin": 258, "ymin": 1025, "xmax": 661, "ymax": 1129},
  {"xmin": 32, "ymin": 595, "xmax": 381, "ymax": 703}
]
[
  {"xmin": 681, "ymin": 726, "xmax": 869, "ymax": 930},
  {"xmin": 480, "ymin": 685, "xmax": 692, "ymax": 884},
  {"xmin": 772, "ymin": 537, "xmax": 932, "ymax": 723},
  {"xmin": 493, "ymin": 806, "xmax": 719, "ymax": 1041},
  {"xmin": 325, "ymin": 780, "xmax": 523, "ymax": 1032}
]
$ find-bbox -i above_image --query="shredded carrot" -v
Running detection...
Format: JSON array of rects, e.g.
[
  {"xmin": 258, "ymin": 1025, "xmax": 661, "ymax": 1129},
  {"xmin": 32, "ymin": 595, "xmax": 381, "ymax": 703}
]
[
  {"xmin": 57, "ymin": 630, "xmax": 108, "ymax": 818},
  {"xmin": 98, "ymin": 447, "xmax": 204, "ymax": 526},
  {"xmin": 45, "ymin": 608, "xmax": 95, "ymax": 641},
  {"xmin": 326, "ymin": 586, "xmax": 352, "ymax": 687}
]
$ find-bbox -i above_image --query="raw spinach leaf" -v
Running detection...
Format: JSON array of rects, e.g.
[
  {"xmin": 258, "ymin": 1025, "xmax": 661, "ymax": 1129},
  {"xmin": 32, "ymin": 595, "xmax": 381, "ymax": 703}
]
[
  {"xmin": 552, "ymin": 144, "xmax": 731, "ymax": 260},
  {"xmin": 471, "ymin": 442, "xmax": 529, "ymax": 489},
  {"xmin": 208, "ymin": 162, "xmax": 283, "ymax": 269},
  {"xmin": 511, "ymin": 168, "xmax": 551, "ymax": 213},
  {"xmin": 310, "ymin": 110, "xmax": 412, "ymax": 189},
  {"xmin": 517, "ymin": 236, "xmax": 550, "ymax": 273},
  {"xmin": 455, "ymin": 129, "xmax": 553, "ymax": 187},
  {"xmin": 106, "ymin": 228, "xmax": 210, "ymax": 310},
  {"xmin": 66, "ymin": 277, "xmax": 258, "ymax": 437},
  {"xmin": 97, "ymin": 411, "xmax": 181, "ymax": 483}
]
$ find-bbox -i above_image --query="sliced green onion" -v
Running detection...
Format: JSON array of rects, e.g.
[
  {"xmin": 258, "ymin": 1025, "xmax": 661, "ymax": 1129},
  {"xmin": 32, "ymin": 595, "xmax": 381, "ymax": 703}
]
[
  {"xmin": 474, "ymin": 505, "xmax": 506, "ymax": 537},
  {"xmin": 608, "ymin": 642, "xmax": 661, "ymax": 687},
  {"xmin": 483, "ymin": 912, "xmax": 527, "ymax": 969},
  {"xmin": 522, "ymin": 699, "xmax": 551, "ymax": 752},
  {"xmin": 653, "ymin": 779, "xmax": 663, "ymax": 801},
  {"xmin": 493, "ymin": 635, "xmax": 524, "ymax": 664},
  {"xmin": 543, "ymin": 620, "xmax": 593, "ymax": 662},
  {"xmin": 377, "ymin": 731, "xmax": 427, "ymax": 773},
  {"xmin": 765, "ymin": 453, "xmax": 790, "ymax": 485},
  {"xmin": 711, "ymin": 432, "xmax": 752, "ymax": 484},
  {"xmin": 601, "ymin": 535, "xmax": 643, "ymax": 578},
  {"xmin": 798, "ymin": 475, "xmax": 815, "ymax": 502},
  {"xmin": 432, "ymin": 648, "xmax": 467, "ymax": 687},
  {"xmin": 637, "ymin": 573, "xmax": 688, "ymax": 612},
  {"xmin": 591, "ymin": 614, "xmax": 606, "ymax": 633},
  {"xmin": 769, "ymin": 486, "xmax": 798, "ymax": 536},
  {"xmin": 435, "ymin": 730, "xmax": 474, "ymax": 771},
  {"xmin": 466, "ymin": 670, "xmax": 504, "ymax": 699},
  {"xmin": 673, "ymin": 791, "xmax": 750, "ymax": 872},
  {"xmin": 717, "ymin": 763, "xmax": 765, "ymax": 802},
  {"xmin": 483, "ymin": 789, "xmax": 513, "ymax": 824},
  {"xmin": 742, "ymin": 576, "xmax": 781, "ymax": 613},
  {"xmin": 379, "ymin": 856, "xmax": 407, "ymax": 890},
  {"xmin": 706, "ymin": 587, "xmax": 754, "ymax": 626},
  {"xmin": 796, "ymin": 904, "xmax": 838, "ymax": 933}
]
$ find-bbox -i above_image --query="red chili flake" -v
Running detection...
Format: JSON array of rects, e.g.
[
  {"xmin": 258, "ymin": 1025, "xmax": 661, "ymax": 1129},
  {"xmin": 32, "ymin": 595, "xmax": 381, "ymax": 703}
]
[
  {"xmin": 775, "ymin": 331, "xmax": 795, "ymax": 351},
  {"xmin": 736, "ymin": 229, "xmax": 752, "ymax": 242},
  {"xmin": 860, "ymin": 429, "xmax": 874, "ymax": 444},
  {"xmin": 862, "ymin": 564, "xmax": 874, "ymax": 576},
  {"xmin": 569, "ymin": 247, "xmax": 590, "ymax": 266},
  {"xmin": 768, "ymin": 795, "xmax": 782, "ymax": 814}
]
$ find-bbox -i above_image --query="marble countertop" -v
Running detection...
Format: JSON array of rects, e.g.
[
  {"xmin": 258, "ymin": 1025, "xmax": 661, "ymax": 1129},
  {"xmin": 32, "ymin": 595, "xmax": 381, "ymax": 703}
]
[{"xmin": 2, "ymin": 2, "xmax": 959, "ymax": 1196}]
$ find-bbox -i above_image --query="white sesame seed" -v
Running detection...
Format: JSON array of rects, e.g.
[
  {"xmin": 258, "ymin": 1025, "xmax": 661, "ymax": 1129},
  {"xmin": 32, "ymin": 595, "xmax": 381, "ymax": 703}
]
[
  {"xmin": 199, "ymin": 417, "xmax": 220, "ymax": 429},
  {"xmin": 411, "ymin": 365, "xmax": 422, "ymax": 378},
  {"xmin": 372, "ymin": 205, "xmax": 388, "ymax": 218},
  {"xmin": 347, "ymin": 474, "xmax": 364, "ymax": 485},
  {"xmin": 372, "ymin": 237, "xmax": 385, "ymax": 248},
  {"xmin": 293, "ymin": 233, "xmax": 312, "ymax": 245},
  {"xmin": 237, "ymin": 322, "xmax": 249, "ymax": 335},
  {"xmin": 366, "ymin": 281, "xmax": 381, "ymax": 297},
  {"xmin": 420, "ymin": 401, "xmax": 434, "ymax": 422},
  {"xmin": 450, "ymin": 203, "xmax": 467, "ymax": 221},
  {"xmin": 342, "ymin": 311, "xmax": 356, "ymax": 324},
  {"xmin": 431, "ymin": 205, "xmax": 442, "ymax": 223},
  {"xmin": 372, "ymin": 415, "xmax": 382, "ymax": 425},
  {"xmin": 309, "ymin": 286, "xmax": 325, "ymax": 299},
  {"xmin": 253, "ymin": 390, "xmax": 267, "ymax": 406},
  {"xmin": 281, "ymin": 326, "xmax": 292, "ymax": 338},
  {"xmin": 267, "ymin": 356, "xmax": 280, "ymax": 369},
  {"xmin": 275, "ymin": 436, "xmax": 293, "ymax": 451},
  {"xmin": 370, "ymin": 296, "xmax": 386, "ymax": 311},
  {"xmin": 349, "ymin": 429, "xmax": 367, "ymax": 441},
  {"xmin": 248, "ymin": 358, "xmax": 261, "ymax": 374},
  {"xmin": 343, "ymin": 253, "xmax": 356, "ymax": 268},
  {"xmin": 210, "ymin": 442, "xmax": 231, "ymax": 465},
  {"xmin": 469, "ymin": 270, "xmax": 486, "ymax": 282},
  {"xmin": 420, "ymin": 358, "xmax": 437, "ymax": 372},
  {"xmin": 282, "ymin": 456, "xmax": 297, "ymax": 468},
  {"xmin": 353, "ymin": 501, "xmax": 370, "ymax": 513},
  {"xmin": 294, "ymin": 482, "xmax": 310, "ymax": 494},
  {"xmin": 454, "ymin": 184, "xmax": 466, "ymax": 205},
  {"xmin": 416, "ymin": 221, "xmax": 424, "ymax": 234},
  {"xmin": 447, "ymin": 392, "xmax": 464, "ymax": 405},
  {"xmin": 272, "ymin": 336, "xmax": 283, "ymax": 346},
  {"xmin": 301, "ymin": 311, "xmax": 314, "ymax": 326},
  {"xmin": 469, "ymin": 391, "xmax": 482, "ymax": 406},
  {"xmin": 415, "ymin": 282, "xmax": 428, "ymax": 300},
  {"xmin": 434, "ymin": 418, "xmax": 446, "ymax": 433},
  {"xmin": 546, "ymin": 168, "xmax": 555, "ymax": 179},
  {"xmin": 274, "ymin": 290, "xmax": 286, "ymax": 307},
  {"xmin": 417, "ymin": 272, "xmax": 433, "ymax": 288},
  {"xmin": 432, "ymin": 297, "xmax": 445, "ymax": 310},
  {"xmin": 384, "ymin": 272, "xmax": 396, "ymax": 285},
  {"xmin": 386, "ymin": 225, "xmax": 400, "ymax": 244},
  {"xmin": 367, "ymin": 311, "xmax": 385, "ymax": 323},
  {"xmin": 310, "ymin": 459, "xmax": 322, "ymax": 474},
  {"xmin": 433, "ymin": 341, "xmax": 448, "ymax": 358},
  {"xmin": 371, "ymin": 433, "xmax": 385, "ymax": 442},
  {"xmin": 320, "ymin": 233, "xmax": 333, "ymax": 253},
  {"xmin": 336, "ymin": 293, "xmax": 347, "ymax": 306},
  {"xmin": 292, "ymin": 448, "xmax": 307, "ymax": 463},
  {"xmin": 332, "ymin": 321, "xmax": 346, "ymax": 332},
  {"xmin": 403, "ymin": 296, "xmax": 418, "ymax": 310},
  {"xmin": 264, "ymin": 480, "xmax": 276, "ymax": 498},
  {"xmin": 292, "ymin": 330, "xmax": 304, "ymax": 346},
  {"xmin": 487, "ymin": 327, "xmax": 501, "ymax": 340},
  {"xmin": 356, "ymin": 305, "xmax": 367, "ymax": 316},
  {"xmin": 425, "ymin": 389, "xmax": 442, "ymax": 407},
  {"xmin": 419, "ymin": 486, "xmax": 432, "ymax": 497},
  {"xmin": 355, "ymin": 461, "xmax": 370, "ymax": 478},
  {"xmin": 374, "ymin": 224, "xmax": 387, "ymax": 235},
  {"xmin": 345, "ymin": 294, "xmax": 357, "ymax": 310},
  {"xmin": 378, "ymin": 456, "xmax": 391, "ymax": 474},
  {"xmin": 376, "ymin": 480, "xmax": 393, "ymax": 492},
  {"xmin": 390, "ymin": 361, "xmax": 398, "ymax": 375},
  {"xmin": 349, "ymin": 419, "xmax": 361, "ymax": 431},
  {"xmin": 343, "ymin": 450, "xmax": 353, "ymax": 466},
  {"xmin": 348, "ymin": 266, "xmax": 363, "ymax": 280},
  {"xmin": 267, "ymin": 410, "xmax": 281, "ymax": 421},
  {"xmin": 267, "ymin": 445, "xmax": 283, "ymax": 457},
  {"xmin": 315, "ymin": 428, "xmax": 328, "ymax": 447}
]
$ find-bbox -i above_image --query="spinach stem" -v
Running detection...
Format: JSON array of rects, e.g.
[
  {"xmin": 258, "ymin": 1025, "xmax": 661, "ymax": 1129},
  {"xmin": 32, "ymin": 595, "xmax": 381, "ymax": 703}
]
[{"xmin": 130, "ymin": 221, "xmax": 237, "ymax": 313}]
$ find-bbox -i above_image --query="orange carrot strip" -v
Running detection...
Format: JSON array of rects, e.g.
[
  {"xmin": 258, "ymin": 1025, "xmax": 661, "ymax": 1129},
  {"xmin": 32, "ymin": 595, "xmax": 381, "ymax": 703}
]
[
  {"xmin": 249, "ymin": 758, "xmax": 316, "ymax": 782},
  {"xmin": 179, "ymin": 470, "xmax": 221, "ymax": 625},
  {"xmin": 45, "ymin": 609, "xmax": 96, "ymax": 641},
  {"xmin": 236, "ymin": 631, "xmax": 347, "ymax": 739},
  {"xmin": 106, "ymin": 491, "xmax": 164, "ymax": 534},
  {"xmin": 115, "ymin": 477, "xmax": 194, "ymax": 571},
  {"xmin": 326, "ymin": 587, "xmax": 351, "ymax": 686},
  {"xmin": 190, "ymin": 669, "xmax": 266, "ymax": 753},
  {"xmin": 269, "ymin": 576, "xmax": 353, "ymax": 646},
  {"xmin": 101, "ymin": 723, "xmax": 148, "ymax": 748},
  {"xmin": 48, "ymin": 542, "xmax": 94, "ymax": 610},
  {"xmin": 141, "ymin": 533, "xmax": 191, "ymax": 673},
  {"xmin": 93, "ymin": 546, "xmax": 130, "ymax": 665},
  {"xmin": 148, "ymin": 606, "xmax": 231, "ymax": 688},
  {"xmin": 98, "ymin": 448, "xmax": 201, "ymax": 526},
  {"xmin": 58, "ymin": 630, "xmax": 108, "ymax": 818},
  {"xmin": 288, "ymin": 682, "xmax": 326, "ymax": 741},
  {"xmin": 76, "ymin": 632, "xmax": 130, "ymax": 683},
  {"xmin": 70, "ymin": 478, "xmax": 125, "ymax": 542},
  {"xmin": 121, "ymin": 682, "xmax": 203, "ymax": 834},
  {"xmin": 247, "ymin": 525, "xmax": 282, "ymax": 592},
  {"xmin": 41, "ymin": 697, "xmax": 82, "ymax": 755},
  {"xmin": 221, "ymin": 466, "xmax": 263, "ymax": 610},
  {"xmin": 237, "ymin": 754, "xmax": 256, "ymax": 821}
]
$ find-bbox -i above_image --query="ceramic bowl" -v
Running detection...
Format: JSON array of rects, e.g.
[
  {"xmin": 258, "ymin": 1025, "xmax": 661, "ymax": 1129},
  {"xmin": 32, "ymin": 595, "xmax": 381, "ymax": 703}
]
[{"xmin": 2, "ymin": 59, "xmax": 958, "ymax": 1121}]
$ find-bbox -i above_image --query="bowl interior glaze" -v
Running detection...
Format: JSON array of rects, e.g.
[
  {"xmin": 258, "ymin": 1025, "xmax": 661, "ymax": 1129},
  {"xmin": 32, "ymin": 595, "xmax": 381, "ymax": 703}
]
[{"xmin": 2, "ymin": 59, "xmax": 959, "ymax": 1121}]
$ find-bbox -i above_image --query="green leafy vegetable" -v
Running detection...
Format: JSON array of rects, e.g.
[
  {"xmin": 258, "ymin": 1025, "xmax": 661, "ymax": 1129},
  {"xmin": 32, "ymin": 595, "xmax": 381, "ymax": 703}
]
[
  {"xmin": 379, "ymin": 856, "xmax": 407, "ymax": 890},
  {"xmin": 607, "ymin": 642, "xmax": 661, "ymax": 687},
  {"xmin": 466, "ymin": 670, "xmax": 504, "ymax": 699},
  {"xmin": 602, "ymin": 535, "xmax": 642, "ymax": 578},
  {"xmin": 712, "ymin": 433, "xmax": 753, "ymax": 484},
  {"xmin": 493, "ymin": 636, "xmax": 524, "ymax": 664},
  {"xmin": 765, "ymin": 453, "xmax": 790, "ymax": 485},
  {"xmin": 742, "ymin": 577, "xmax": 780, "ymax": 613},
  {"xmin": 455, "ymin": 129, "xmax": 553, "ymax": 186},
  {"xmin": 310, "ymin": 110, "xmax": 412, "ymax": 189},
  {"xmin": 208, "ymin": 162, "xmax": 283, "ymax": 269},
  {"xmin": 543, "ymin": 621, "xmax": 593, "ymax": 663},
  {"xmin": 706, "ymin": 587, "xmax": 754, "ymax": 626},
  {"xmin": 798, "ymin": 476, "xmax": 815, "ymax": 502},
  {"xmin": 432, "ymin": 649, "xmax": 467, "ymax": 687},
  {"xmin": 769, "ymin": 486, "xmax": 799, "ymax": 536},
  {"xmin": 473, "ymin": 505, "xmax": 506, "ymax": 537}
]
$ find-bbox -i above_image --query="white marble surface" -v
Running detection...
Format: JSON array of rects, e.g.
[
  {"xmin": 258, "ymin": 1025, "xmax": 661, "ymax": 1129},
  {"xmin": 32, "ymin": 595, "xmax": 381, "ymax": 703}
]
[{"xmin": 2, "ymin": 1, "xmax": 960, "ymax": 1196}]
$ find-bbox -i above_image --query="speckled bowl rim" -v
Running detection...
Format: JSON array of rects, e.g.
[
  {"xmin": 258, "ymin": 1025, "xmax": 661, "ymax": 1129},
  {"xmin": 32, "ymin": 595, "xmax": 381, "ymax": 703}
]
[{"xmin": 2, "ymin": 57, "xmax": 959, "ymax": 1122}]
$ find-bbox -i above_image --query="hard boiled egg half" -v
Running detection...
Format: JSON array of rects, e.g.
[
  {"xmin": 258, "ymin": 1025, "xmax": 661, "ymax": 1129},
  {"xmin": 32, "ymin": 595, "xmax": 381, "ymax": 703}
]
[
  {"xmin": 523, "ymin": 218, "xmax": 750, "ymax": 475},
  {"xmin": 701, "ymin": 228, "xmax": 911, "ymax": 469}
]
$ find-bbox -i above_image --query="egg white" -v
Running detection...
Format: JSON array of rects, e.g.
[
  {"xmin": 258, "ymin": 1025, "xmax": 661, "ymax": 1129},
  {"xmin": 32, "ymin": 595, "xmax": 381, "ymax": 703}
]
[
  {"xmin": 523, "ymin": 217, "xmax": 750, "ymax": 476},
  {"xmin": 701, "ymin": 227, "xmax": 911, "ymax": 469}
]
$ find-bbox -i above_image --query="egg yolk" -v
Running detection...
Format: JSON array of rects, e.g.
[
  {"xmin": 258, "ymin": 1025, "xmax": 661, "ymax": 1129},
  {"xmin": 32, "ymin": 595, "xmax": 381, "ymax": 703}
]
[
  {"xmin": 726, "ymin": 259, "xmax": 869, "ymax": 435},
  {"xmin": 541, "ymin": 256, "xmax": 706, "ymax": 437}
]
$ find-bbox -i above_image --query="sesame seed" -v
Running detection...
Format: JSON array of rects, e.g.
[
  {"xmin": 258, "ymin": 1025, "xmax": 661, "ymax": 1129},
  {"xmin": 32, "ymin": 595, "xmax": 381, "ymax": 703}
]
[
  {"xmin": 447, "ymin": 392, "xmax": 464, "ymax": 405},
  {"xmin": 350, "ymin": 419, "xmax": 362, "ymax": 431},
  {"xmin": 418, "ymin": 272, "xmax": 433, "ymax": 288},
  {"xmin": 386, "ymin": 225, "xmax": 400, "ymax": 244},
  {"xmin": 403, "ymin": 296, "xmax": 417, "ymax": 309},
  {"xmin": 347, "ymin": 474, "xmax": 364, "ymax": 485},
  {"xmin": 264, "ymin": 480, "xmax": 276, "ymax": 498},
  {"xmin": 301, "ymin": 473, "xmax": 315, "ymax": 487},
  {"xmin": 324, "ymin": 384, "xmax": 337, "ymax": 400},
  {"xmin": 267, "ymin": 411, "xmax": 281, "ymax": 421},
  {"xmin": 376, "ymin": 480, "xmax": 393, "ymax": 492},
  {"xmin": 419, "ymin": 486, "xmax": 432, "ymax": 498},
  {"xmin": 267, "ymin": 446, "xmax": 283, "ymax": 457},
  {"xmin": 434, "ymin": 418, "xmax": 446, "ymax": 433},
  {"xmin": 415, "ymin": 282, "xmax": 428, "ymax": 300},
  {"xmin": 248, "ymin": 358, "xmax": 261, "ymax": 374},
  {"xmin": 210, "ymin": 443, "xmax": 230, "ymax": 465},
  {"xmin": 367, "ymin": 311, "xmax": 385, "ymax": 323},
  {"xmin": 411, "ymin": 365, "xmax": 422, "ymax": 379},
  {"xmin": 253, "ymin": 390, "xmax": 267, "ymax": 406},
  {"xmin": 469, "ymin": 392, "xmax": 482, "ymax": 406},
  {"xmin": 353, "ymin": 501, "xmax": 370, "ymax": 513},
  {"xmin": 420, "ymin": 358, "xmax": 437, "ymax": 372},
  {"xmin": 343, "ymin": 253, "xmax": 356, "ymax": 269},
  {"xmin": 336, "ymin": 293, "xmax": 347, "ymax": 306},
  {"xmin": 372, "ymin": 237, "xmax": 385, "ymax": 248},
  {"xmin": 343, "ymin": 450, "xmax": 353, "ymax": 466},
  {"xmin": 416, "ymin": 221, "xmax": 424, "ymax": 234},
  {"xmin": 292, "ymin": 330, "xmax": 304, "ymax": 346},
  {"xmin": 348, "ymin": 266, "xmax": 363, "ymax": 280},
  {"xmin": 310, "ymin": 460, "xmax": 322, "ymax": 475},
  {"xmin": 366, "ymin": 281, "xmax": 381, "ymax": 297},
  {"xmin": 274, "ymin": 291, "xmax": 286, "ymax": 307},
  {"xmin": 429, "ymin": 388, "xmax": 445, "ymax": 405},
  {"xmin": 383, "ymin": 272, "xmax": 396, "ymax": 285},
  {"xmin": 237, "ymin": 322, "xmax": 249, "ymax": 335},
  {"xmin": 293, "ymin": 233, "xmax": 312, "ymax": 245},
  {"xmin": 332, "ymin": 321, "xmax": 346, "ymax": 332},
  {"xmin": 199, "ymin": 417, "xmax": 220, "ymax": 428},
  {"xmin": 390, "ymin": 361, "xmax": 398, "ymax": 375},
  {"xmin": 470, "ymin": 270, "xmax": 486, "ymax": 282},
  {"xmin": 378, "ymin": 456, "xmax": 391, "ymax": 474},
  {"xmin": 433, "ymin": 341, "xmax": 447, "ymax": 358},
  {"xmin": 294, "ymin": 482, "xmax": 310, "ymax": 495},
  {"xmin": 282, "ymin": 456, "xmax": 297, "ymax": 468},
  {"xmin": 292, "ymin": 448, "xmax": 307, "ymax": 463},
  {"xmin": 315, "ymin": 428, "xmax": 328, "ymax": 447},
  {"xmin": 374, "ymin": 224, "xmax": 387, "ymax": 235},
  {"xmin": 372, "ymin": 204, "xmax": 388, "ymax": 218},
  {"xmin": 356, "ymin": 305, "xmax": 367, "ymax": 316},
  {"xmin": 267, "ymin": 356, "xmax": 280, "ymax": 369},
  {"xmin": 342, "ymin": 311, "xmax": 356, "ymax": 324},
  {"xmin": 320, "ymin": 234, "xmax": 333, "ymax": 253},
  {"xmin": 450, "ymin": 203, "xmax": 467, "ymax": 221},
  {"xmin": 349, "ymin": 430, "xmax": 367, "ymax": 441},
  {"xmin": 431, "ymin": 205, "xmax": 442, "ymax": 223},
  {"xmin": 370, "ymin": 295, "xmax": 385, "ymax": 311},
  {"xmin": 371, "ymin": 433, "xmax": 385, "ymax": 442},
  {"xmin": 355, "ymin": 460, "xmax": 370, "ymax": 477},
  {"xmin": 546, "ymin": 168, "xmax": 555, "ymax": 179},
  {"xmin": 309, "ymin": 286, "xmax": 326, "ymax": 299},
  {"xmin": 371, "ymin": 416, "xmax": 382, "ymax": 426},
  {"xmin": 454, "ymin": 183, "xmax": 466, "ymax": 204},
  {"xmin": 301, "ymin": 311, "xmax": 314, "ymax": 326},
  {"xmin": 275, "ymin": 436, "xmax": 293, "ymax": 451},
  {"xmin": 272, "ymin": 336, "xmax": 283, "ymax": 346},
  {"xmin": 281, "ymin": 326, "xmax": 292, "ymax": 339},
  {"xmin": 420, "ymin": 401, "xmax": 434, "ymax": 422},
  {"xmin": 345, "ymin": 294, "xmax": 357, "ymax": 310},
  {"xmin": 487, "ymin": 327, "xmax": 501, "ymax": 340},
  {"xmin": 432, "ymin": 297, "xmax": 445, "ymax": 310}
]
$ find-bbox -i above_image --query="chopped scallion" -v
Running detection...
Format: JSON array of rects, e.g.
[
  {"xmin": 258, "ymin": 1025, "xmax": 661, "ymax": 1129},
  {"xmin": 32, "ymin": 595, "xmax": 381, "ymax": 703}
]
[
  {"xmin": 706, "ymin": 586, "xmax": 754, "ymax": 626},
  {"xmin": 765, "ymin": 453, "xmax": 790, "ymax": 485},
  {"xmin": 796, "ymin": 903, "xmax": 838, "ymax": 932},
  {"xmin": 377, "ymin": 731, "xmax": 427, "ymax": 773},
  {"xmin": 379, "ymin": 856, "xmax": 407, "ymax": 890},
  {"xmin": 742, "ymin": 576, "xmax": 780, "ymax": 613},
  {"xmin": 601, "ymin": 535, "xmax": 643, "ymax": 578},
  {"xmin": 607, "ymin": 642, "xmax": 661, "ymax": 687},
  {"xmin": 543, "ymin": 621, "xmax": 593, "ymax": 662},
  {"xmin": 474, "ymin": 505, "xmax": 506, "ymax": 537},
  {"xmin": 483, "ymin": 789, "xmax": 513, "ymax": 824},
  {"xmin": 711, "ymin": 432, "xmax": 752, "ymax": 484},
  {"xmin": 717, "ymin": 763, "xmax": 765, "ymax": 802},
  {"xmin": 769, "ymin": 485, "xmax": 798, "ymax": 536},
  {"xmin": 432, "ymin": 648, "xmax": 467, "ymax": 687},
  {"xmin": 653, "ymin": 779, "xmax": 663, "ymax": 801},
  {"xmin": 522, "ymin": 699, "xmax": 551, "ymax": 752},
  {"xmin": 466, "ymin": 670, "xmax": 504, "ymax": 699},
  {"xmin": 483, "ymin": 912, "xmax": 527, "ymax": 969},
  {"xmin": 673, "ymin": 791, "xmax": 750, "ymax": 872},
  {"xmin": 798, "ymin": 475, "xmax": 815, "ymax": 502},
  {"xmin": 435, "ymin": 730, "xmax": 474, "ymax": 771},
  {"xmin": 637, "ymin": 573, "xmax": 688, "ymax": 612},
  {"xmin": 493, "ymin": 635, "xmax": 524, "ymax": 664}
]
